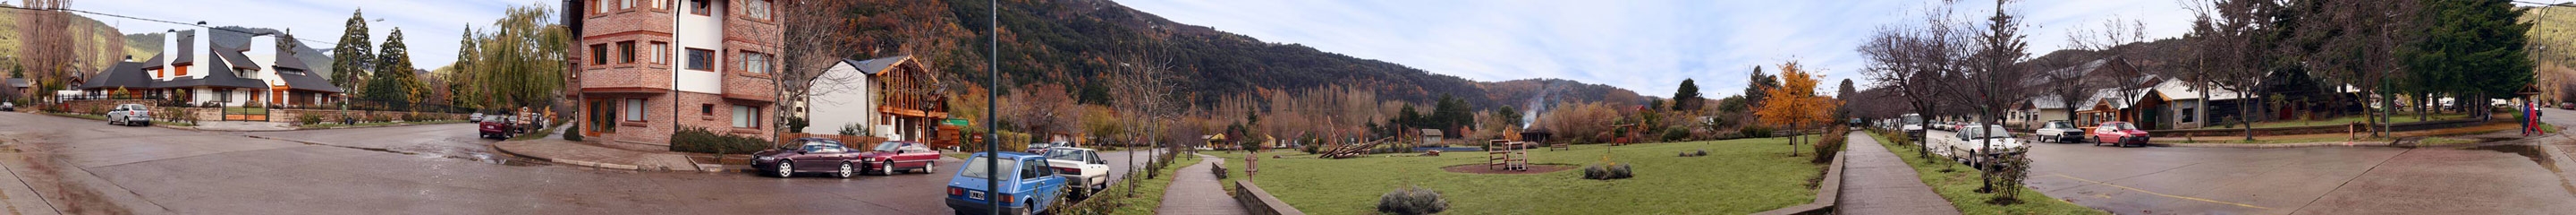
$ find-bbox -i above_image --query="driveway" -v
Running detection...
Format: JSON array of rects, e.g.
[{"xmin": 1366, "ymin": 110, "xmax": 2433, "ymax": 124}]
[
  {"xmin": 0, "ymin": 111, "xmax": 1161, "ymax": 214},
  {"xmin": 1919, "ymin": 129, "xmax": 2576, "ymax": 214}
]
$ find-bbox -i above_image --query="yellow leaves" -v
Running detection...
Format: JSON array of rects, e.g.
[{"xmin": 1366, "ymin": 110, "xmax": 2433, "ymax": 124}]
[{"xmin": 1754, "ymin": 61, "xmax": 1840, "ymax": 129}]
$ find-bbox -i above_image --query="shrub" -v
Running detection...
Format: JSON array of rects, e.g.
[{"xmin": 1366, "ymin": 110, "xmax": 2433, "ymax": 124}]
[
  {"xmin": 1812, "ymin": 127, "xmax": 1848, "ymax": 164},
  {"xmin": 1582, "ymin": 163, "xmax": 1633, "ymax": 180},
  {"xmin": 1376, "ymin": 185, "xmax": 1448, "ymax": 215},
  {"xmin": 298, "ymin": 114, "xmax": 323, "ymax": 125},
  {"xmin": 1659, "ymin": 127, "xmax": 1689, "ymax": 142},
  {"xmin": 564, "ymin": 125, "xmax": 584, "ymax": 141},
  {"xmin": 1739, "ymin": 126, "xmax": 1774, "ymax": 138},
  {"xmin": 670, "ymin": 126, "xmax": 774, "ymax": 154},
  {"xmin": 1301, "ymin": 142, "xmax": 1322, "ymax": 154}
]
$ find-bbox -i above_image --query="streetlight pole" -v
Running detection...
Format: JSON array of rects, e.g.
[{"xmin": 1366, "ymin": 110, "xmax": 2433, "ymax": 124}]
[{"xmin": 982, "ymin": 0, "xmax": 1002, "ymax": 214}]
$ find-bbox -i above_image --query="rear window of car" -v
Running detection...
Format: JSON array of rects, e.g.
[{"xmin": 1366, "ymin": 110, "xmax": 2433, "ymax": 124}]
[{"xmin": 961, "ymin": 158, "xmax": 1020, "ymax": 179}]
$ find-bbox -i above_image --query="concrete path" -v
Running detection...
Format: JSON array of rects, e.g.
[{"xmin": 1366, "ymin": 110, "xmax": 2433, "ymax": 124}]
[
  {"xmin": 494, "ymin": 137, "xmax": 699, "ymax": 172},
  {"xmin": 1836, "ymin": 132, "xmax": 1962, "ymax": 215},
  {"xmin": 1156, "ymin": 154, "xmax": 1249, "ymax": 215}
]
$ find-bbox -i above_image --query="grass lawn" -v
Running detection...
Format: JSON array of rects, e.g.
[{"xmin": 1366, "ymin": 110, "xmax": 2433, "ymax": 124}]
[
  {"xmin": 1211, "ymin": 137, "xmax": 1827, "ymax": 214},
  {"xmin": 2241, "ymin": 113, "xmax": 2470, "ymax": 129},
  {"xmin": 1864, "ymin": 132, "xmax": 2106, "ymax": 215}
]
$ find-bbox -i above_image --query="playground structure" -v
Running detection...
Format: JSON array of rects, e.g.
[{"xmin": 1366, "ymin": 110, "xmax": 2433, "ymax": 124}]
[{"xmin": 1487, "ymin": 140, "xmax": 1530, "ymax": 171}]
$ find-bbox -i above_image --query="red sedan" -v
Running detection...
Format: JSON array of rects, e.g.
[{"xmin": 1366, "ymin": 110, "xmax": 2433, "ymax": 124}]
[{"xmin": 2089, "ymin": 122, "xmax": 2150, "ymax": 147}]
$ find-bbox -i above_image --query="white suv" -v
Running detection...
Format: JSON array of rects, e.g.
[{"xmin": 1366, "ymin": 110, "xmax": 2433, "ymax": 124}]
[{"xmin": 106, "ymin": 104, "xmax": 152, "ymax": 126}]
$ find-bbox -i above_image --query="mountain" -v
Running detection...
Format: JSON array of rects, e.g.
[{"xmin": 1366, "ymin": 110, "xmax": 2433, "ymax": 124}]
[
  {"xmin": 839, "ymin": 0, "xmax": 1643, "ymax": 110},
  {"xmin": 0, "ymin": 12, "xmax": 145, "ymax": 77}
]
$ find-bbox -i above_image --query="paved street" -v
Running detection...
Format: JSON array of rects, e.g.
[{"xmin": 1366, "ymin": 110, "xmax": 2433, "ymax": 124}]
[
  {"xmin": 0, "ymin": 112, "xmax": 1159, "ymax": 214},
  {"xmin": 1911, "ymin": 127, "xmax": 2576, "ymax": 214}
]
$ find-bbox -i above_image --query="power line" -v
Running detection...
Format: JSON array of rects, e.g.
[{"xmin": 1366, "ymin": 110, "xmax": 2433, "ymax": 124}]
[{"xmin": 0, "ymin": 4, "xmax": 341, "ymax": 47}]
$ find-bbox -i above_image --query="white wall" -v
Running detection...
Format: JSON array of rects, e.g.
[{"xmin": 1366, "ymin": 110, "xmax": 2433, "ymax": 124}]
[
  {"xmin": 672, "ymin": 0, "xmax": 725, "ymax": 94},
  {"xmin": 803, "ymin": 63, "xmax": 877, "ymax": 134}
]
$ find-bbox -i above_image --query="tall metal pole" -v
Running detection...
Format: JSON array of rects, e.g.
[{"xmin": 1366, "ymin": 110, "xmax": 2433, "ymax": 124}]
[{"xmin": 983, "ymin": 0, "xmax": 1002, "ymax": 213}]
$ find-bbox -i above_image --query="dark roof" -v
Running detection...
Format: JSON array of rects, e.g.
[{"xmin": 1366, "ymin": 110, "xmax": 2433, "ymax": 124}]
[
  {"xmin": 847, "ymin": 56, "xmax": 911, "ymax": 75},
  {"xmin": 215, "ymin": 43, "xmax": 260, "ymax": 70},
  {"xmin": 278, "ymin": 68, "xmax": 342, "ymax": 92},
  {"xmin": 138, "ymin": 55, "xmax": 165, "ymax": 70},
  {"xmin": 271, "ymin": 47, "xmax": 309, "ymax": 71},
  {"xmin": 77, "ymin": 62, "xmax": 154, "ymax": 90},
  {"xmin": 8, "ymin": 78, "xmax": 29, "ymax": 89}
]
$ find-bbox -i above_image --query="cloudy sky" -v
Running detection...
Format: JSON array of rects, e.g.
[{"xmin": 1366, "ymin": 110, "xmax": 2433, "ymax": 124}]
[
  {"xmin": 77, "ymin": 0, "xmax": 530, "ymax": 70},
  {"xmin": 1114, "ymin": 0, "xmax": 2208, "ymax": 99}
]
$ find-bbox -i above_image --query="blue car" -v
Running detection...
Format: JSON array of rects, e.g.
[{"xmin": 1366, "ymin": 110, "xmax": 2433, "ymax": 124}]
[{"xmin": 945, "ymin": 152, "xmax": 1070, "ymax": 215}]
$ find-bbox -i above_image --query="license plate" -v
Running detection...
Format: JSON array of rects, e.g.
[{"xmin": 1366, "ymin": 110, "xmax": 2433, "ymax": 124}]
[{"xmin": 968, "ymin": 191, "xmax": 986, "ymax": 200}]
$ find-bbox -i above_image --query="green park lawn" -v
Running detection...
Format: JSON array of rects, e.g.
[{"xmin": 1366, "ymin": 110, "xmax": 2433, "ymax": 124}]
[
  {"xmin": 1864, "ymin": 132, "xmax": 2106, "ymax": 215},
  {"xmin": 1208, "ymin": 137, "xmax": 1827, "ymax": 214},
  {"xmin": 1071, "ymin": 154, "xmax": 1200, "ymax": 215}
]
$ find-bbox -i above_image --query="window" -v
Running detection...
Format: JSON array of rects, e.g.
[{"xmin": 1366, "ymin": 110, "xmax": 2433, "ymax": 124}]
[
  {"xmin": 652, "ymin": 0, "xmax": 665, "ymax": 10},
  {"xmin": 732, "ymin": 105, "xmax": 757, "ymax": 128},
  {"xmin": 617, "ymin": 41, "xmax": 637, "ymax": 64},
  {"xmin": 650, "ymin": 42, "xmax": 669, "ymax": 64},
  {"xmin": 685, "ymin": 48, "xmax": 713, "ymax": 71},
  {"xmin": 589, "ymin": 44, "xmax": 608, "ymax": 65},
  {"xmin": 621, "ymin": 0, "xmax": 632, "ymax": 9},
  {"xmin": 2181, "ymin": 108, "xmax": 2195, "ymax": 123},
  {"xmin": 742, "ymin": 52, "xmax": 768, "ymax": 73},
  {"xmin": 747, "ymin": 0, "xmax": 770, "ymax": 19},
  {"xmin": 701, "ymin": 104, "xmax": 714, "ymax": 116},
  {"xmin": 623, "ymin": 99, "xmax": 645, "ymax": 121},
  {"xmin": 595, "ymin": 0, "xmax": 610, "ymax": 13},
  {"xmin": 689, "ymin": 0, "xmax": 710, "ymax": 16}
]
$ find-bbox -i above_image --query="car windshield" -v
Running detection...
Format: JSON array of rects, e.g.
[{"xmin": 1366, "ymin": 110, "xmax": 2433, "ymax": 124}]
[
  {"xmin": 2107, "ymin": 123, "xmax": 2138, "ymax": 130},
  {"xmin": 1962, "ymin": 126, "xmax": 2012, "ymax": 139},
  {"xmin": 1046, "ymin": 150, "xmax": 1087, "ymax": 160},
  {"xmin": 960, "ymin": 158, "xmax": 1019, "ymax": 179},
  {"xmin": 2046, "ymin": 122, "xmax": 2072, "ymax": 129},
  {"xmin": 872, "ymin": 142, "xmax": 904, "ymax": 152},
  {"xmin": 1029, "ymin": 142, "xmax": 1053, "ymax": 149}
]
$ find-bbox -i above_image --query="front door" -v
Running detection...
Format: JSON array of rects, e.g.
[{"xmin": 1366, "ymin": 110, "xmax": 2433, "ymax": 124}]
[{"xmin": 585, "ymin": 99, "xmax": 610, "ymax": 137}]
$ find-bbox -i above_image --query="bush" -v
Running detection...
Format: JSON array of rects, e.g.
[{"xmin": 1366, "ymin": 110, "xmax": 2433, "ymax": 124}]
[
  {"xmin": 299, "ymin": 114, "xmax": 324, "ymax": 125},
  {"xmin": 1739, "ymin": 126, "xmax": 1775, "ymax": 139},
  {"xmin": 1660, "ymin": 127, "xmax": 1689, "ymax": 142},
  {"xmin": 1301, "ymin": 142, "xmax": 1323, "ymax": 154},
  {"xmin": 670, "ymin": 126, "xmax": 774, "ymax": 154},
  {"xmin": 1812, "ymin": 127, "xmax": 1848, "ymax": 164},
  {"xmin": 564, "ymin": 125, "xmax": 584, "ymax": 141},
  {"xmin": 1376, "ymin": 185, "xmax": 1449, "ymax": 215},
  {"xmin": 1582, "ymin": 163, "xmax": 1633, "ymax": 180}
]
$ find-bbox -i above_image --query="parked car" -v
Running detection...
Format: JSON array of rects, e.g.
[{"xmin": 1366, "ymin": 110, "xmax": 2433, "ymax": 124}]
[
  {"xmin": 1042, "ymin": 147, "xmax": 1111, "ymax": 199},
  {"xmin": 2, "ymin": 101, "xmax": 14, "ymax": 111},
  {"xmin": 2089, "ymin": 121, "xmax": 2150, "ymax": 147},
  {"xmin": 2562, "ymin": 102, "xmax": 2573, "ymax": 110},
  {"xmin": 855, "ymin": 141, "xmax": 943, "ymax": 176},
  {"xmin": 1928, "ymin": 125, "xmax": 2026, "ymax": 166},
  {"xmin": 2034, "ymin": 120, "xmax": 2084, "ymax": 143},
  {"xmin": 1901, "ymin": 114, "xmax": 1926, "ymax": 140},
  {"xmin": 1025, "ymin": 142, "xmax": 1058, "ymax": 154},
  {"xmin": 753, "ymin": 138, "xmax": 871, "ymax": 178},
  {"xmin": 479, "ymin": 116, "xmax": 516, "ymax": 140},
  {"xmin": 469, "ymin": 113, "xmax": 485, "ymax": 123},
  {"xmin": 106, "ymin": 104, "xmax": 151, "ymax": 126},
  {"xmin": 945, "ymin": 152, "xmax": 1070, "ymax": 215}
]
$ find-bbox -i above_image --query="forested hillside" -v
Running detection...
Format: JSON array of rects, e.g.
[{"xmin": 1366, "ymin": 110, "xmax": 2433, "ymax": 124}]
[{"xmin": 835, "ymin": 0, "xmax": 1642, "ymax": 110}]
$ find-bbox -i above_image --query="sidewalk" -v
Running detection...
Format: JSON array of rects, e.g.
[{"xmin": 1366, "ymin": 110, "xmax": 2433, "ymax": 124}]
[
  {"xmin": 1157, "ymin": 154, "xmax": 1249, "ymax": 215},
  {"xmin": 492, "ymin": 136, "xmax": 700, "ymax": 172},
  {"xmin": 1836, "ymin": 132, "xmax": 1962, "ymax": 215},
  {"xmin": 192, "ymin": 121, "xmax": 295, "ymax": 132}
]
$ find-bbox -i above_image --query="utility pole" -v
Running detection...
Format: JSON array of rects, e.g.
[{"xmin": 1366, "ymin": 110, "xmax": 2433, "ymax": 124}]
[{"xmin": 983, "ymin": 0, "xmax": 1002, "ymax": 213}]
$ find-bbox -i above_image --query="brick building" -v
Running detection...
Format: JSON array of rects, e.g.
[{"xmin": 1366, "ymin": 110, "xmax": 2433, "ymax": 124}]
[{"xmin": 566, "ymin": 0, "xmax": 780, "ymax": 150}]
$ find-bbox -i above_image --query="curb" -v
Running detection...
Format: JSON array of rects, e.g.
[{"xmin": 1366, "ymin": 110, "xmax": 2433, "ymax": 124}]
[
  {"xmin": 1753, "ymin": 133, "xmax": 1851, "ymax": 215},
  {"xmin": 286, "ymin": 122, "xmax": 472, "ymax": 131},
  {"xmin": 2143, "ymin": 142, "xmax": 2392, "ymax": 148},
  {"xmin": 489, "ymin": 141, "xmax": 643, "ymax": 171}
]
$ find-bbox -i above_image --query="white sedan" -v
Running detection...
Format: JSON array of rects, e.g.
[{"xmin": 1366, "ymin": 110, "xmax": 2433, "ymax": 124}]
[{"xmin": 1043, "ymin": 147, "xmax": 1112, "ymax": 199}]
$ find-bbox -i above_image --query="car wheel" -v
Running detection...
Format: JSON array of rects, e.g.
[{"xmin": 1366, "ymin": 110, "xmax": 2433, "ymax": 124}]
[
  {"xmin": 880, "ymin": 161, "xmax": 896, "ymax": 176},
  {"xmin": 838, "ymin": 162, "xmax": 855, "ymax": 178},
  {"xmin": 923, "ymin": 162, "xmax": 936, "ymax": 174},
  {"xmin": 775, "ymin": 161, "xmax": 794, "ymax": 177}
]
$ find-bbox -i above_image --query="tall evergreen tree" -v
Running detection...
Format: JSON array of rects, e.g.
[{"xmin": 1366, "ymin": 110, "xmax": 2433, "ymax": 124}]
[
  {"xmin": 2406, "ymin": 0, "xmax": 2530, "ymax": 121},
  {"xmin": 1673, "ymin": 79, "xmax": 1702, "ymax": 111},
  {"xmin": 1745, "ymin": 66, "xmax": 1777, "ymax": 108},
  {"xmin": 331, "ymin": 9, "xmax": 374, "ymax": 97},
  {"xmin": 368, "ymin": 28, "xmax": 419, "ymax": 108},
  {"xmin": 452, "ymin": 25, "xmax": 480, "ymax": 109}
]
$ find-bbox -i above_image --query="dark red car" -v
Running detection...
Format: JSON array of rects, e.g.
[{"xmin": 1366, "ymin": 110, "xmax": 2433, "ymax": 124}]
[
  {"xmin": 753, "ymin": 138, "xmax": 942, "ymax": 177},
  {"xmin": 478, "ymin": 116, "xmax": 516, "ymax": 140}
]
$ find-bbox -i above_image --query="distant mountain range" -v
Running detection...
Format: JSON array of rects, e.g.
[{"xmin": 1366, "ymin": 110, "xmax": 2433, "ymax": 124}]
[{"xmin": 842, "ymin": 0, "xmax": 1644, "ymax": 111}]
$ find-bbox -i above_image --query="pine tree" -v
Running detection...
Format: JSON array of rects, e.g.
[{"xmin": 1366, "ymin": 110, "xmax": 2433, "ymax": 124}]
[
  {"xmin": 452, "ymin": 25, "xmax": 480, "ymax": 109},
  {"xmin": 331, "ymin": 9, "xmax": 374, "ymax": 98},
  {"xmin": 1673, "ymin": 79, "xmax": 1701, "ymax": 111},
  {"xmin": 2406, "ymin": 0, "xmax": 2530, "ymax": 121},
  {"xmin": 368, "ymin": 28, "xmax": 418, "ymax": 108}
]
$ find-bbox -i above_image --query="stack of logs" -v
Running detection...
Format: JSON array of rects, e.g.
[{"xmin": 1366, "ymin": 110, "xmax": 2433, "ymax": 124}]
[{"xmin": 1319, "ymin": 136, "xmax": 1397, "ymax": 159}]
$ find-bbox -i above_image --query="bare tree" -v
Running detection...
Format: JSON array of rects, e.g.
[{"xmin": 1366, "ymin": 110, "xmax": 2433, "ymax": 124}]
[
  {"xmin": 1860, "ymin": 5, "xmax": 1970, "ymax": 159},
  {"xmin": 778, "ymin": 0, "xmax": 860, "ymax": 134},
  {"xmin": 1964, "ymin": 0, "xmax": 2036, "ymax": 194},
  {"xmin": 1109, "ymin": 50, "xmax": 1179, "ymax": 196},
  {"xmin": 16, "ymin": 0, "xmax": 78, "ymax": 105},
  {"xmin": 2057, "ymin": 16, "xmax": 2150, "ymax": 130}
]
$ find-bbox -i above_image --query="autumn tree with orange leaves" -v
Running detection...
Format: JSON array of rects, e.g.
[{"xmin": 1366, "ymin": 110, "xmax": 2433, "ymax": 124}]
[{"xmin": 1755, "ymin": 61, "xmax": 1839, "ymax": 156}]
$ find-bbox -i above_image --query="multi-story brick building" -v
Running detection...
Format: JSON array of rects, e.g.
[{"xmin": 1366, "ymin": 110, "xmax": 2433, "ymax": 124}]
[{"xmin": 565, "ymin": 0, "xmax": 779, "ymax": 150}]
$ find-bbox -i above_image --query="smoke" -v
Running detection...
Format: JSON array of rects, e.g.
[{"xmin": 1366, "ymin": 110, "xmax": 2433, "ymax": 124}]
[{"xmin": 1522, "ymin": 81, "xmax": 1560, "ymax": 129}]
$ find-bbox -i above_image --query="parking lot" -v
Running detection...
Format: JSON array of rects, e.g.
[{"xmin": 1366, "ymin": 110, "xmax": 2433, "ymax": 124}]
[{"xmin": 1913, "ymin": 129, "xmax": 2576, "ymax": 214}]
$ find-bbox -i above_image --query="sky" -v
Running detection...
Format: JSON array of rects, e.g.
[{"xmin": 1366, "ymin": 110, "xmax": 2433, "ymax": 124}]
[
  {"xmin": 1114, "ymin": 0, "xmax": 2209, "ymax": 99},
  {"xmin": 77, "ymin": 0, "xmax": 531, "ymax": 70}
]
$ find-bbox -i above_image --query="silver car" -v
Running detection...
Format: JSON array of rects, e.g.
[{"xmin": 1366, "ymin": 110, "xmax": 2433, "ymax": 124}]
[{"xmin": 106, "ymin": 104, "xmax": 152, "ymax": 126}]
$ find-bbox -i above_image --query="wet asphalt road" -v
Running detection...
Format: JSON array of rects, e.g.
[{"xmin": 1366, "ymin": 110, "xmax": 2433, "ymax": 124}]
[
  {"xmin": 1912, "ymin": 127, "xmax": 2576, "ymax": 214},
  {"xmin": 0, "ymin": 112, "xmax": 1160, "ymax": 214}
]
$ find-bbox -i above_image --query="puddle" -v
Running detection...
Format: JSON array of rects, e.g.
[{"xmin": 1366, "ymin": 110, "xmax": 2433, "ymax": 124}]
[
  {"xmin": 444, "ymin": 152, "xmax": 550, "ymax": 167},
  {"xmin": 2463, "ymin": 143, "xmax": 2576, "ymax": 195}
]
